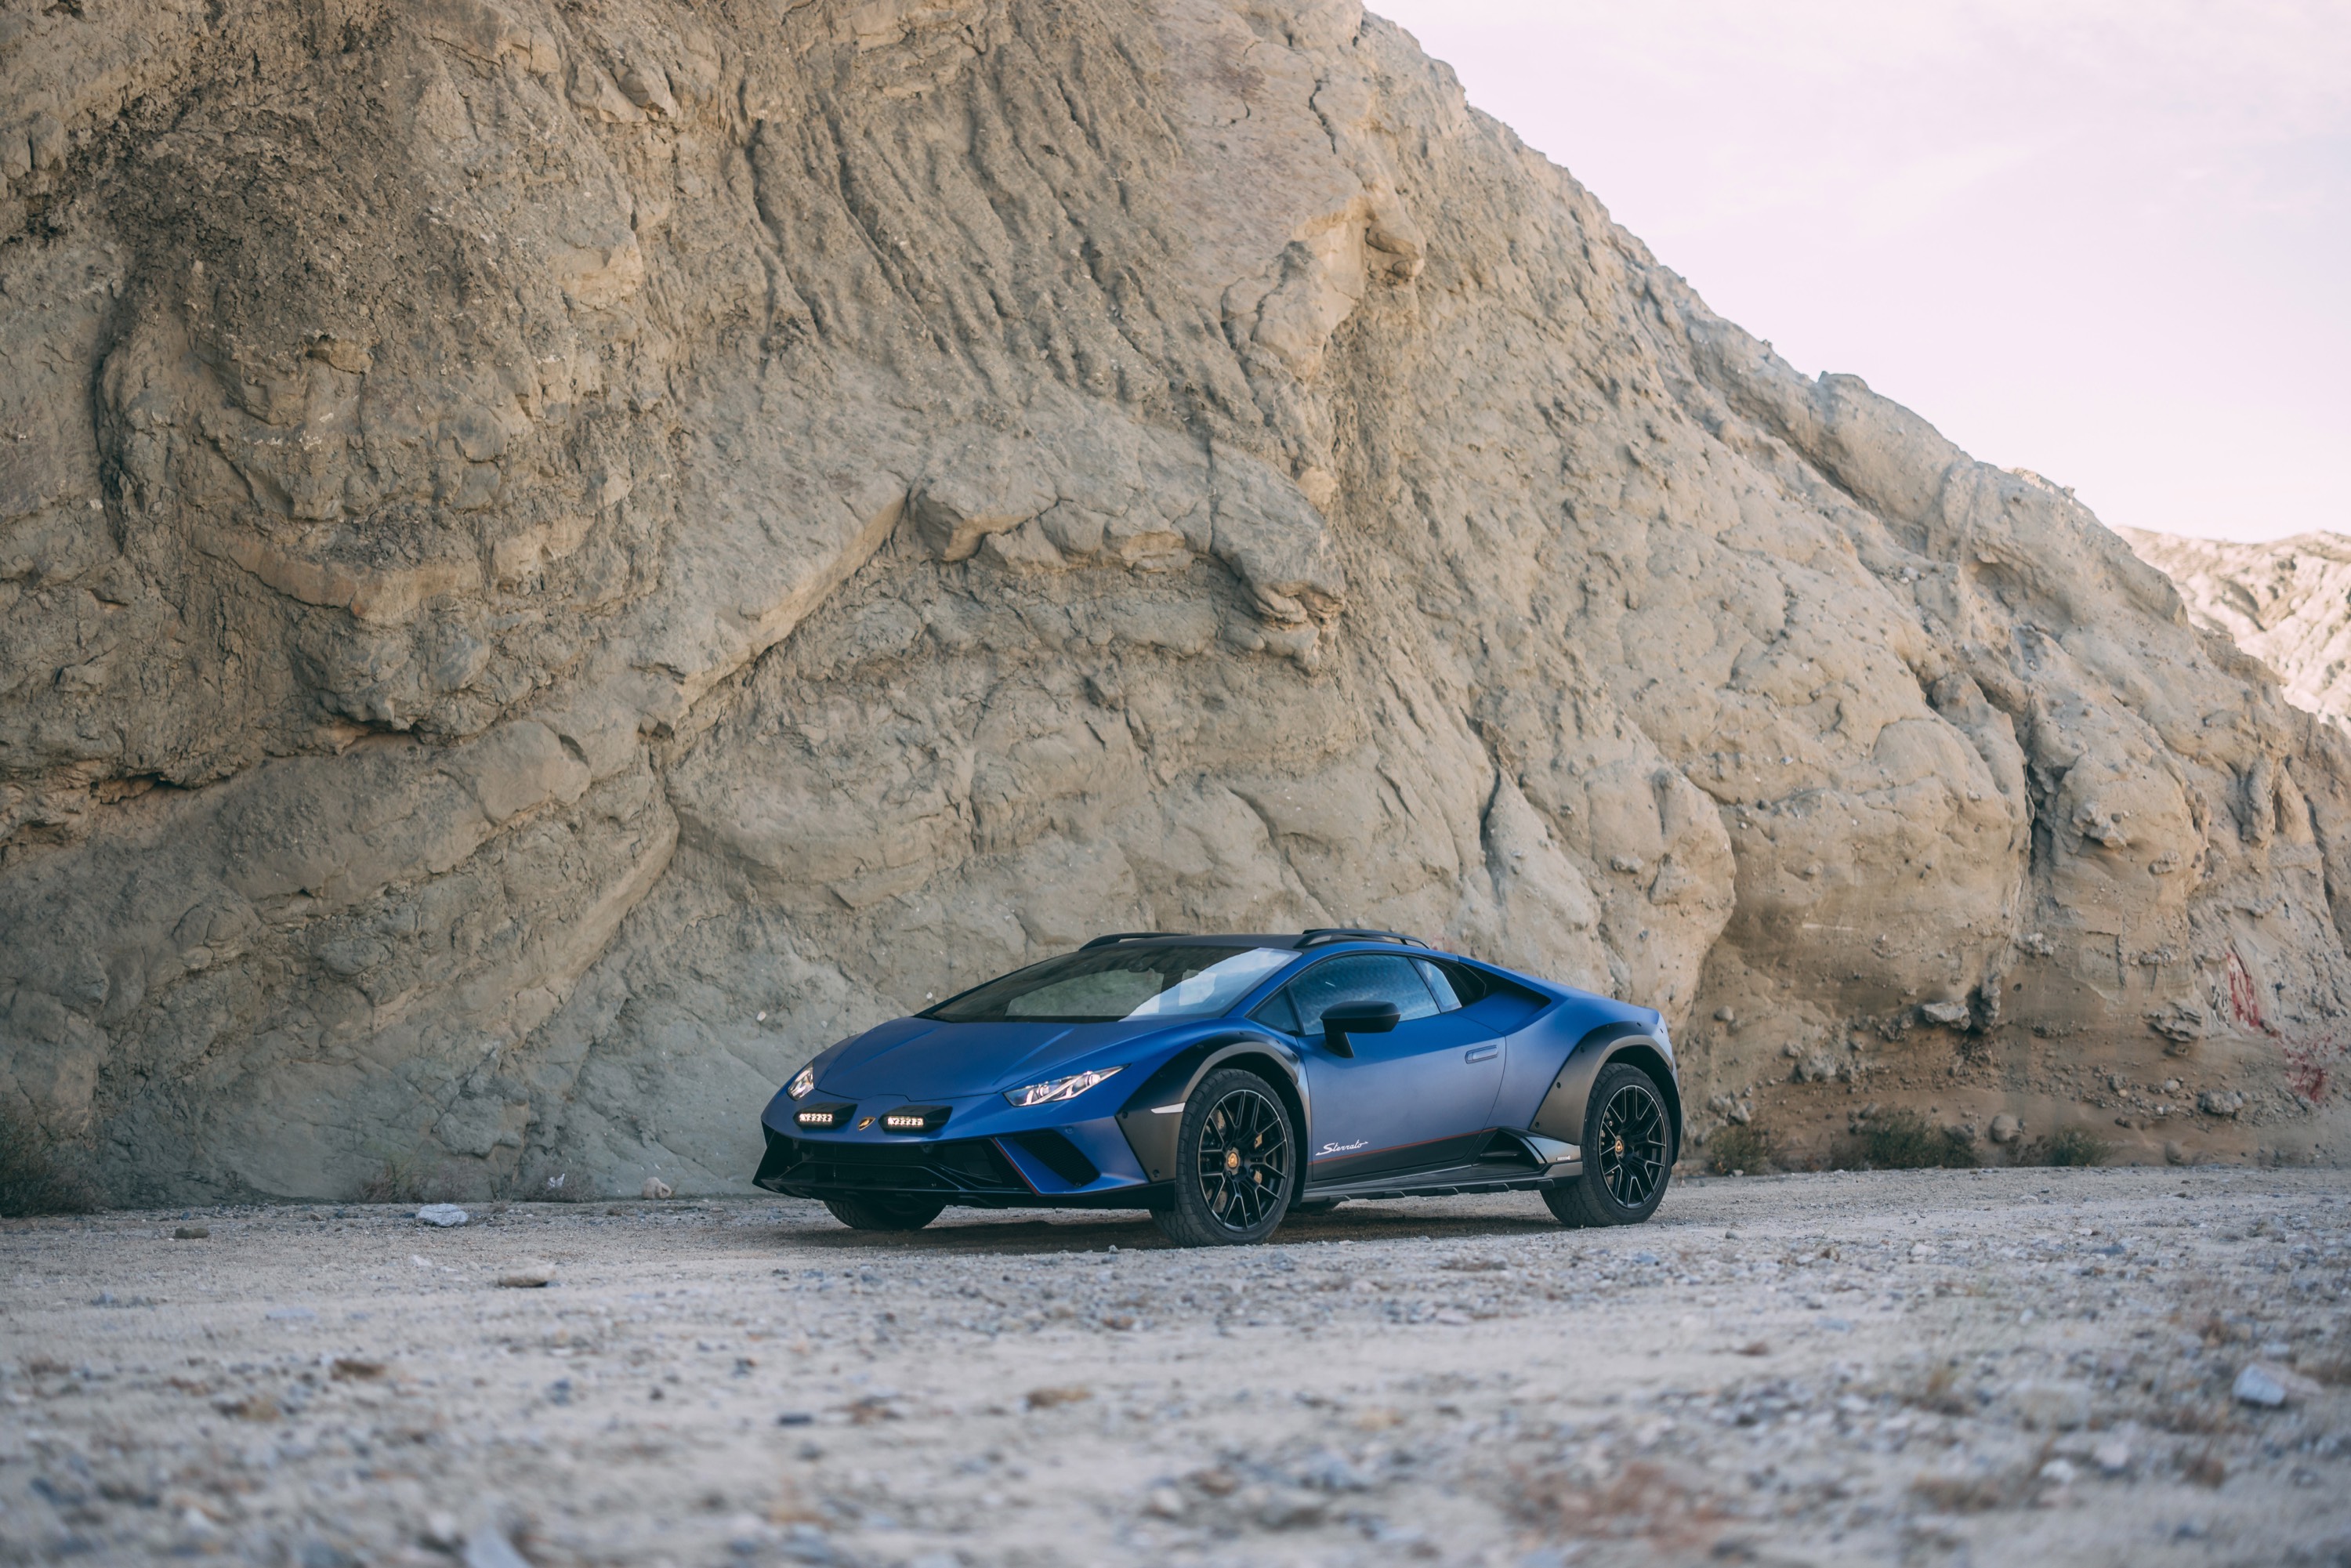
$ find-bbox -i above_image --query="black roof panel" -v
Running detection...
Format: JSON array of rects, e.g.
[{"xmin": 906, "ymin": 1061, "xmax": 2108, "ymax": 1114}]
[{"xmin": 1078, "ymin": 929, "xmax": 1432, "ymax": 951}]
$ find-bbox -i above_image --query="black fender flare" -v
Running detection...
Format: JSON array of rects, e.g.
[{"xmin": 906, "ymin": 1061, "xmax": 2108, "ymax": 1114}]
[
  {"xmin": 1114, "ymin": 1034, "xmax": 1309, "ymax": 1187},
  {"xmin": 1527, "ymin": 1023, "xmax": 1683, "ymax": 1161}
]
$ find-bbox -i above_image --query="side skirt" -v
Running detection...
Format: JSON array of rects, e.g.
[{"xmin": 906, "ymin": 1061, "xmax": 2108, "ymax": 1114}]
[{"xmin": 1300, "ymin": 1158, "xmax": 1583, "ymax": 1204}]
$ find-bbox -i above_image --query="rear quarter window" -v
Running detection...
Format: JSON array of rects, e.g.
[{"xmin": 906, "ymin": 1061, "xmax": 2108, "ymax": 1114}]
[{"xmin": 1447, "ymin": 961, "xmax": 1551, "ymax": 1030}]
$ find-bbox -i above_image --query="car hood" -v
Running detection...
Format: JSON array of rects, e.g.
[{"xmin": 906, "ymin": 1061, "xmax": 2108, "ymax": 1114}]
[{"xmin": 817, "ymin": 1015, "xmax": 1176, "ymax": 1099}]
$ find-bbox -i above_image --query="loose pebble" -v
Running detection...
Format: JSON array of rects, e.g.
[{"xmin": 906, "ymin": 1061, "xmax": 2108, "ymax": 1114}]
[
  {"xmin": 2233, "ymin": 1361, "xmax": 2320, "ymax": 1407},
  {"xmin": 462, "ymin": 1524, "xmax": 533, "ymax": 1568}
]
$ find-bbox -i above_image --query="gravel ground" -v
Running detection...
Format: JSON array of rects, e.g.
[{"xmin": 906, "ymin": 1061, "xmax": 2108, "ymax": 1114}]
[{"xmin": 4, "ymin": 1168, "xmax": 2349, "ymax": 1566}]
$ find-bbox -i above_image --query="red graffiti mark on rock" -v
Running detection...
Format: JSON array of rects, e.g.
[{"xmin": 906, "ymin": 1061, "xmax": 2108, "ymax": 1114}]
[
  {"xmin": 2226, "ymin": 947, "xmax": 2339, "ymax": 1106},
  {"xmin": 2226, "ymin": 948, "xmax": 2269, "ymax": 1035},
  {"xmin": 2283, "ymin": 1033, "xmax": 2337, "ymax": 1105}
]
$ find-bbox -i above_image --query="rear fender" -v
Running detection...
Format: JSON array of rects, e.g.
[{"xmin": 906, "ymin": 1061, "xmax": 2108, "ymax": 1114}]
[
  {"xmin": 1114, "ymin": 1035, "xmax": 1307, "ymax": 1186},
  {"xmin": 1528, "ymin": 1025, "xmax": 1683, "ymax": 1160}
]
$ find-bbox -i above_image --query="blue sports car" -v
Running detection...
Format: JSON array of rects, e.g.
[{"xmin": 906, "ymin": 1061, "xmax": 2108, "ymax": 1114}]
[{"xmin": 752, "ymin": 930, "xmax": 1681, "ymax": 1246}]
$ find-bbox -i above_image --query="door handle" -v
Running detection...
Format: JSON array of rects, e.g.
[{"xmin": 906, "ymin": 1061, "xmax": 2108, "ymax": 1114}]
[{"xmin": 1464, "ymin": 1045, "xmax": 1498, "ymax": 1063}]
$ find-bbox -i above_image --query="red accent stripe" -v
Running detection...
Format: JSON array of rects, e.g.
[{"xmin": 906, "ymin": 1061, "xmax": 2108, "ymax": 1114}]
[{"xmin": 990, "ymin": 1137, "xmax": 1043, "ymax": 1193}]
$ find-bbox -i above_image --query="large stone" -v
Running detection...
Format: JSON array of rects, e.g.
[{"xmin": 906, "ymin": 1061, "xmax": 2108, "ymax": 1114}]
[{"xmin": 0, "ymin": 0, "xmax": 2346, "ymax": 1200}]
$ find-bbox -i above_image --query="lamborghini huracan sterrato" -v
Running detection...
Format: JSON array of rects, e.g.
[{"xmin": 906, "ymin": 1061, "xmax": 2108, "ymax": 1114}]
[{"xmin": 752, "ymin": 930, "xmax": 1681, "ymax": 1247}]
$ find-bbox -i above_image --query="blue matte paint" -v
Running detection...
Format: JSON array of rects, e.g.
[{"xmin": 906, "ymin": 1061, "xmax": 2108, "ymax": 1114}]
[
  {"xmin": 1293, "ymin": 1011, "xmax": 1503, "ymax": 1164},
  {"xmin": 1491, "ymin": 989, "xmax": 1661, "ymax": 1117},
  {"xmin": 1059, "ymin": 1115, "xmax": 1148, "ymax": 1183}
]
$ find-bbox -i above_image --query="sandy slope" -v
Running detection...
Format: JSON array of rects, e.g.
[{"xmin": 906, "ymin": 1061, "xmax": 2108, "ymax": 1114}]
[{"xmin": 3, "ymin": 1169, "xmax": 2348, "ymax": 1565}]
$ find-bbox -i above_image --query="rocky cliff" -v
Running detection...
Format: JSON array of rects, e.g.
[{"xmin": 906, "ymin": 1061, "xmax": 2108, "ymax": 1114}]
[
  {"xmin": 2125, "ymin": 527, "xmax": 2351, "ymax": 725},
  {"xmin": 3, "ymin": 0, "xmax": 2346, "ymax": 1201}
]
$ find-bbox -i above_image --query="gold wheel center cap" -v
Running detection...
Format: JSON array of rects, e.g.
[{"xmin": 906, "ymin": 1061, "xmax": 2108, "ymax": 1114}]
[
  {"xmin": 1614, "ymin": 1138, "xmax": 1625, "ymax": 1155},
  {"xmin": 1224, "ymin": 1149, "xmax": 1242, "ymax": 1174}
]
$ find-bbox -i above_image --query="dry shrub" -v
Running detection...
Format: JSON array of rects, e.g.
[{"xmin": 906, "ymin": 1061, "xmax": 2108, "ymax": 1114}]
[
  {"xmin": 2150, "ymin": 1400, "xmax": 2241, "ymax": 1436},
  {"xmin": 350, "ymin": 1152, "xmax": 469, "ymax": 1205},
  {"xmin": 352, "ymin": 1156, "xmax": 428, "ymax": 1205},
  {"xmin": 1908, "ymin": 1472, "xmax": 2023, "ymax": 1513},
  {"xmin": 2024, "ymin": 1126, "xmax": 2107, "ymax": 1167},
  {"xmin": 1704, "ymin": 1124, "xmax": 1774, "ymax": 1175},
  {"xmin": 1831, "ymin": 1111, "xmax": 1976, "ymax": 1171},
  {"xmin": 1509, "ymin": 1460, "xmax": 1722, "ymax": 1548},
  {"xmin": 0, "ymin": 1110, "xmax": 101, "ymax": 1218},
  {"xmin": 1904, "ymin": 1362, "xmax": 1972, "ymax": 1418},
  {"xmin": 2195, "ymin": 1311, "xmax": 2252, "ymax": 1347},
  {"xmin": 1908, "ymin": 1440, "xmax": 2069, "ymax": 1514},
  {"xmin": 2179, "ymin": 1446, "xmax": 2229, "ymax": 1488},
  {"xmin": 216, "ymin": 1392, "xmax": 282, "ymax": 1422}
]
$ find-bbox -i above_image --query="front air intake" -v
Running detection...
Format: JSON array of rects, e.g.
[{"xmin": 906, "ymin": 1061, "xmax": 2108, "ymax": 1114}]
[{"xmin": 1009, "ymin": 1130, "xmax": 1100, "ymax": 1186}]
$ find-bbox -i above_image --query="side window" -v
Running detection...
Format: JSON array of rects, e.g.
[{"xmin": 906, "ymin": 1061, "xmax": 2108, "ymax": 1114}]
[
  {"xmin": 1286, "ymin": 954, "xmax": 1440, "ymax": 1036},
  {"xmin": 1413, "ymin": 959, "xmax": 1462, "ymax": 1012},
  {"xmin": 1251, "ymin": 987, "xmax": 1302, "ymax": 1034}
]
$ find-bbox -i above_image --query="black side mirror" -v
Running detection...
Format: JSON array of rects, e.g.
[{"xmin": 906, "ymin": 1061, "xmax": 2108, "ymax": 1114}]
[{"xmin": 1319, "ymin": 1001, "xmax": 1401, "ymax": 1056}]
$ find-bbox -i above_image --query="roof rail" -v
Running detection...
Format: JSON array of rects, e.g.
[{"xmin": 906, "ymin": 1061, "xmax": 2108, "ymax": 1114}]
[
  {"xmin": 1296, "ymin": 928, "xmax": 1430, "ymax": 949},
  {"xmin": 1079, "ymin": 931, "xmax": 1194, "ymax": 950}
]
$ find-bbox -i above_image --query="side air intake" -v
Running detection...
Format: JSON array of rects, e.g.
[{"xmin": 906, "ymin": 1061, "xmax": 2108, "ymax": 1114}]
[{"xmin": 1009, "ymin": 1131, "xmax": 1100, "ymax": 1187}]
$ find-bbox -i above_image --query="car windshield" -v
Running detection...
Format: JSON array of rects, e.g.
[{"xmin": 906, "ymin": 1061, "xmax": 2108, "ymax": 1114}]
[{"xmin": 925, "ymin": 946, "xmax": 1293, "ymax": 1024}]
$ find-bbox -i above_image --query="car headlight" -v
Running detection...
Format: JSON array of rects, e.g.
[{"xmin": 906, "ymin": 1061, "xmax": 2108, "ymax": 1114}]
[
  {"xmin": 786, "ymin": 1065, "xmax": 817, "ymax": 1099},
  {"xmin": 1003, "ymin": 1066, "xmax": 1124, "ymax": 1107}
]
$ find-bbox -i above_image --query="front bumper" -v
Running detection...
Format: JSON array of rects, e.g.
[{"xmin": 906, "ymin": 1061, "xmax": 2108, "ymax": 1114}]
[{"xmin": 754, "ymin": 1092, "xmax": 1157, "ymax": 1208}]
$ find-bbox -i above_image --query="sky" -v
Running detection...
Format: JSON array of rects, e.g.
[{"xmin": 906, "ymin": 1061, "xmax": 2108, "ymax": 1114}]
[{"xmin": 1370, "ymin": 1, "xmax": 2351, "ymax": 542}]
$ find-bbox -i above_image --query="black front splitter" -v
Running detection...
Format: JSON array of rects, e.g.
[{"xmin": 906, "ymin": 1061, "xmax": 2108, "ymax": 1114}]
[{"xmin": 761, "ymin": 1182, "xmax": 1168, "ymax": 1212}]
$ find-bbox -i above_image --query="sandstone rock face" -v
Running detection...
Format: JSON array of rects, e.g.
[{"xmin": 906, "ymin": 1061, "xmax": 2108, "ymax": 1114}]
[
  {"xmin": 2124, "ymin": 527, "xmax": 2351, "ymax": 722},
  {"xmin": 2, "ymin": 0, "xmax": 2345, "ymax": 1200}
]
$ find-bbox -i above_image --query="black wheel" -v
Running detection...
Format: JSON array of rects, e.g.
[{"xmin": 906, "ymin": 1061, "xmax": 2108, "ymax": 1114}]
[
  {"xmin": 1543, "ymin": 1063, "xmax": 1673, "ymax": 1228},
  {"xmin": 823, "ymin": 1193, "xmax": 946, "ymax": 1232},
  {"xmin": 1150, "ymin": 1068, "xmax": 1296, "ymax": 1247}
]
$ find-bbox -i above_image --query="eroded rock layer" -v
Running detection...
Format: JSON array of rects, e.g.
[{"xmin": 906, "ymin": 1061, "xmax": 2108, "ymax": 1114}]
[
  {"xmin": 2125, "ymin": 527, "xmax": 2351, "ymax": 724},
  {"xmin": 2, "ymin": 0, "xmax": 2346, "ymax": 1200}
]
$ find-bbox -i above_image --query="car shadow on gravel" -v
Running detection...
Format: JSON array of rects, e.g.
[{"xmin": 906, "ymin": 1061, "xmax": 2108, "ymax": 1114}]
[{"xmin": 775, "ymin": 1202, "xmax": 1572, "ymax": 1256}]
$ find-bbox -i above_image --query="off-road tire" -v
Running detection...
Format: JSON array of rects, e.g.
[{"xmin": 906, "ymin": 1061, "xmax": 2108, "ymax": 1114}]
[
  {"xmin": 1150, "ymin": 1067, "xmax": 1297, "ymax": 1248},
  {"xmin": 1543, "ymin": 1062, "xmax": 1673, "ymax": 1228},
  {"xmin": 823, "ymin": 1193, "xmax": 947, "ymax": 1231}
]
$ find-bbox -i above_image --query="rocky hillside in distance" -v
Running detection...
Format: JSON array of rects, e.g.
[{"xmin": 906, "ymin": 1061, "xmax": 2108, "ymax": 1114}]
[
  {"xmin": 2, "ymin": 0, "xmax": 2347, "ymax": 1203},
  {"xmin": 2123, "ymin": 527, "xmax": 2351, "ymax": 722}
]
